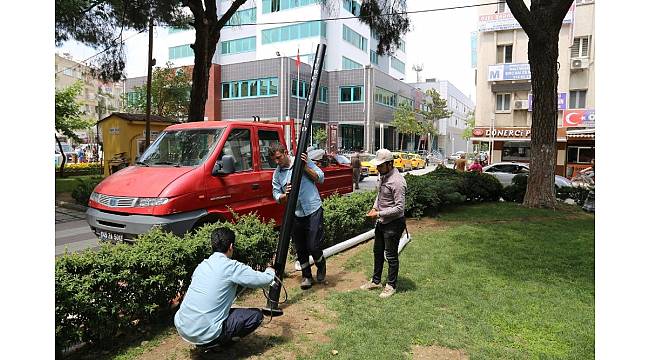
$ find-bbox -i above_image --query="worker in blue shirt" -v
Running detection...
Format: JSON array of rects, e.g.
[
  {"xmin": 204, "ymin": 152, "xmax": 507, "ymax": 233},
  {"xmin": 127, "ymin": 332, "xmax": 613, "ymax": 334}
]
[
  {"xmin": 269, "ymin": 143, "xmax": 326, "ymax": 290},
  {"xmin": 174, "ymin": 227, "xmax": 275, "ymax": 348}
]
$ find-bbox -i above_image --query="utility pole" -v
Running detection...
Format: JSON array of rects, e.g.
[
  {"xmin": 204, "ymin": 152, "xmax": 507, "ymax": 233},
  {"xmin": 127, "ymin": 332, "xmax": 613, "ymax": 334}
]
[
  {"xmin": 412, "ymin": 64, "xmax": 423, "ymax": 83},
  {"xmin": 145, "ymin": 17, "xmax": 155, "ymax": 147}
]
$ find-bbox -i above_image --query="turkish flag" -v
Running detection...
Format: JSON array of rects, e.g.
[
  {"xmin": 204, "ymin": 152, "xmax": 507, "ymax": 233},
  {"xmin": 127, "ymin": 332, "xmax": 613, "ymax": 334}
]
[{"xmin": 563, "ymin": 110, "xmax": 585, "ymax": 127}]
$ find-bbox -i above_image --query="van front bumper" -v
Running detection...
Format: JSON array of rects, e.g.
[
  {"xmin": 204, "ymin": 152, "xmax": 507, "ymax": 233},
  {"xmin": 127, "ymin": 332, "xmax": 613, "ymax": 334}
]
[{"xmin": 86, "ymin": 207, "xmax": 208, "ymax": 241}]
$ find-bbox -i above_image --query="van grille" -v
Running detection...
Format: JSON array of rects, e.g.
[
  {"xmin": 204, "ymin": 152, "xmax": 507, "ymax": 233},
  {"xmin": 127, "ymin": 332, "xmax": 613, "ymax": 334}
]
[{"xmin": 97, "ymin": 194, "xmax": 138, "ymax": 208}]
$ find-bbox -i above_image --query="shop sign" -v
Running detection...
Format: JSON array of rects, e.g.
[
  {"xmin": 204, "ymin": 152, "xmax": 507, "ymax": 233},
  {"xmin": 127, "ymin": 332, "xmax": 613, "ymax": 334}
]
[
  {"xmin": 563, "ymin": 109, "xmax": 595, "ymax": 127},
  {"xmin": 478, "ymin": 7, "xmax": 573, "ymax": 32},
  {"xmin": 109, "ymin": 127, "xmax": 120, "ymax": 135},
  {"xmin": 473, "ymin": 128, "xmax": 531, "ymax": 138},
  {"xmin": 488, "ymin": 63, "xmax": 531, "ymax": 81},
  {"xmin": 528, "ymin": 93, "xmax": 567, "ymax": 111}
]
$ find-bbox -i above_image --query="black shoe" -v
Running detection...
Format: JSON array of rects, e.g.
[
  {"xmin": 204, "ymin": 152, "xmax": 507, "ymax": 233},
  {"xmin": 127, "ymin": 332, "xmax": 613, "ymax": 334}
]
[
  {"xmin": 316, "ymin": 261, "xmax": 326, "ymax": 283},
  {"xmin": 300, "ymin": 277, "xmax": 313, "ymax": 290}
]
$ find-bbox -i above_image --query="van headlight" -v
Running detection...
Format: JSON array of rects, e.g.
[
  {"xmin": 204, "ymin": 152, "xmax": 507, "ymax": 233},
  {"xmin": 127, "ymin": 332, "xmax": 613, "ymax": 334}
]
[{"xmin": 135, "ymin": 197, "xmax": 169, "ymax": 207}]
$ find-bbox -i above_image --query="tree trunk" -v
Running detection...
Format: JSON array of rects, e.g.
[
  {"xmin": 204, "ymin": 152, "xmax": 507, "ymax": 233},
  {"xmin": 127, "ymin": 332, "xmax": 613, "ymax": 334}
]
[
  {"xmin": 522, "ymin": 17, "xmax": 560, "ymax": 208},
  {"xmin": 56, "ymin": 135, "xmax": 67, "ymax": 178},
  {"xmin": 188, "ymin": 17, "xmax": 219, "ymax": 122}
]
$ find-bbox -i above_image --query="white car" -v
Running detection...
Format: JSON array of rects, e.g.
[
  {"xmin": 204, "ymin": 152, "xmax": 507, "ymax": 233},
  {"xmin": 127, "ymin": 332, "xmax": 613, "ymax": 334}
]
[
  {"xmin": 483, "ymin": 162, "xmax": 572, "ymax": 189},
  {"xmin": 449, "ymin": 151, "xmax": 466, "ymax": 161}
]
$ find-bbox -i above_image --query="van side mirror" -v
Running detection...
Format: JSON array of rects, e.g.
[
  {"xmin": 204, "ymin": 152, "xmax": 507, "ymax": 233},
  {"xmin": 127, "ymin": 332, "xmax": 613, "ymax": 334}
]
[{"xmin": 213, "ymin": 154, "xmax": 235, "ymax": 175}]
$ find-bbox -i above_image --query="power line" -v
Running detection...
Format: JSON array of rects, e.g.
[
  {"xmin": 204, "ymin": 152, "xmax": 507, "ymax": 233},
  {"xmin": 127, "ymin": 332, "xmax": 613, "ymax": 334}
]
[
  {"xmin": 225, "ymin": 1, "xmax": 500, "ymax": 27},
  {"xmin": 56, "ymin": 1, "xmax": 500, "ymax": 77},
  {"xmin": 55, "ymin": 30, "xmax": 146, "ymax": 76}
]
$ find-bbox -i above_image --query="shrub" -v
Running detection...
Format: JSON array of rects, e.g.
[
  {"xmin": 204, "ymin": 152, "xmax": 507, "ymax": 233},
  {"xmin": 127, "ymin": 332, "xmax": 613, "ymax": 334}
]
[
  {"xmin": 71, "ymin": 176, "xmax": 103, "ymax": 205},
  {"xmin": 502, "ymin": 174, "xmax": 528, "ymax": 203},
  {"xmin": 322, "ymin": 191, "xmax": 376, "ymax": 247},
  {"xmin": 404, "ymin": 173, "xmax": 441, "ymax": 218},
  {"xmin": 55, "ymin": 213, "xmax": 276, "ymax": 350},
  {"xmin": 557, "ymin": 186, "xmax": 591, "ymax": 206},
  {"xmin": 461, "ymin": 171, "xmax": 504, "ymax": 202}
]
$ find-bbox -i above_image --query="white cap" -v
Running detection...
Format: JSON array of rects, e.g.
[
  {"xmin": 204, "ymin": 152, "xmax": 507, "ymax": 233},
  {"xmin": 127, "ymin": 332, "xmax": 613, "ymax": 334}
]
[{"xmin": 370, "ymin": 149, "xmax": 393, "ymax": 166}]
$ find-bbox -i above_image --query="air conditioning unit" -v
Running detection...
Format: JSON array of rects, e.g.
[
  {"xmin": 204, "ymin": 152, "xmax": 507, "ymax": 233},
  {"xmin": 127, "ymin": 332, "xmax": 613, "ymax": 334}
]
[
  {"xmin": 513, "ymin": 100, "xmax": 529, "ymax": 110},
  {"xmin": 571, "ymin": 58, "xmax": 589, "ymax": 70}
]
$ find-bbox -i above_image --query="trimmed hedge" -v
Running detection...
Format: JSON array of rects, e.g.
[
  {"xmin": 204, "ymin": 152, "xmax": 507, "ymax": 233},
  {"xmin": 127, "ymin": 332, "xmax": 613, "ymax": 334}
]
[
  {"xmin": 502, "ymin": 174, "xmax": 528, "ymax": 203},
  {"xmin": 404, "ymin": 166, "xmax": 503, "ymax": 217},
  {"xmin": 71, "ymin": 176, "xmax": 104, "ymax": 205},
  {"xmin": 55, "ymin": 213, "xmax": 276, "ymax": 350},
  {"xmin": 322, "ymin": 190, "xmax": 377, "ymax": 247}
]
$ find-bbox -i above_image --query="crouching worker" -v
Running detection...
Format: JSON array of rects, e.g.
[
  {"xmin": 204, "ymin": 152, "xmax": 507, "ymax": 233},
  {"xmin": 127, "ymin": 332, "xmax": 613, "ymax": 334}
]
[{"xmin": 174, "ymin": 227, "xmax": 275, "ymax": 349}]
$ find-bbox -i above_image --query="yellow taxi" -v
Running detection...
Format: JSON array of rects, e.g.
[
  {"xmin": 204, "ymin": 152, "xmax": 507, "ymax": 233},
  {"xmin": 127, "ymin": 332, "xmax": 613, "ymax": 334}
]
[
  {"xmin": 359, "ymin": 153, "xmax": 378, "ymax": 175},
  {"xmin": 392, "ymin": 152, "xmax": 412, "ymax": 172},
  {"xmin": 408, "ymin": 153, "xmax": 426, "ymax": 169}
]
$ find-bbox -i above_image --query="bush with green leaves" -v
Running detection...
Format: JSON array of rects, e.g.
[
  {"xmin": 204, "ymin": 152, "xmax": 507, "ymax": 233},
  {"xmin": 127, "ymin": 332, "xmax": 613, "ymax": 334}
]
[
  {"xmin": 557, "ymin": 185, "xmax": 592, "ymax": 206},
  {"xmin": 460, "ymin": 171, "xmax": 504, "ymax": 202},
  {"xmin": 55, "ymin": 213, "xmax": 276, "ymax": 350},
  {"xmin": 404, "ymin": 173, "xmax": 441, "ymax": 218},
  {"xmin": 71, "ymin": 176, "xmax": 104, "ymax": 205},
  {"xmin": 502, "ymin": 174, "xmax": 528, "ymax": 203},
  {"xmin": 322, "ymin": 191, "xmax": 377, "ymax": 246}
]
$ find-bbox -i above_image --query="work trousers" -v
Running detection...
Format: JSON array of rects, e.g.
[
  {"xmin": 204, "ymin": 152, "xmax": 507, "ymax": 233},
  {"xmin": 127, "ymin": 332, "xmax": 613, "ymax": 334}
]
[
  {"xmin": 353, "ymin": 168, "xmax": 361, "ymax": 189},
  {"xmin": 199, "ymin": 308, "xmax": 264, "ymax": 348},
  {"xmin": 293, "ymin": 206, "xmax": 325, "ymax": 279},
  {"xmin": 372, "ymin": 217, "xmax": 406, "ymax": 288}
]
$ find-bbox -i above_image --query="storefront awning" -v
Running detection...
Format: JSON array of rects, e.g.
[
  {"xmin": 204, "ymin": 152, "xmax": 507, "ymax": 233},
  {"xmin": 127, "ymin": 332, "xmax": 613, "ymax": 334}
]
[
  {"xmin": 566, "ymin": 128, "xmax": 595, "ymax": 139},
  {"xmin": 470, "ymin": 137, "xmax": 567, "ymax": 142}
]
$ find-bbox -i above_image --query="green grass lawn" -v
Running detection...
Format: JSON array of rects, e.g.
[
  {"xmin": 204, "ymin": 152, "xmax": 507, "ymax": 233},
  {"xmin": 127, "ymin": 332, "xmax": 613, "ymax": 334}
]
[
  {"xmin": 55, "ymin": 175, "xmax": 103, "ymax": 194},
  {"xmin": 311, "ymin": 202, "xmax": 594, "ymax": 360}
]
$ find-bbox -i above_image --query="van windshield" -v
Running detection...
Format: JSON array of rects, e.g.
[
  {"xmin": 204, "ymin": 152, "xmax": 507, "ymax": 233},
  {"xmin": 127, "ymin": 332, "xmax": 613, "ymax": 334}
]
[{"xmin": 138, "ymin": 128, "xmax": 225, "ymax": 167}]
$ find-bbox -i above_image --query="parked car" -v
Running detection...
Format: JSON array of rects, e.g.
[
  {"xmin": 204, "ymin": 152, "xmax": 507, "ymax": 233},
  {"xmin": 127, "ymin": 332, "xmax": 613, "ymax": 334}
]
[
  {"xmin": 408, "ymin": 153, "xmax": 426, "ymax": 169},
  {"xmin": 392, "ymin": 152, "xmax": 412, "ymax": 172},
  {"xmin": 483, "ymin": 162, "xmax": 573, "ymax": 189},
  {"xmin": 86, "ymin": 121, "xmax": 353, "ymax": 242},
  {"xmin": 449, "ymin": 151, "xmax": 466, "ymax": 161},
  {"xmin": 427, "ymin": 150, "xmax": 444, "ymax": 165},
  {"xmin": 359, "ymin": 154, "xmax": 378, "ymax": 175},
  {"xmin": 55, "ymin": 143, "xmax": 76, "ymax": 163}
]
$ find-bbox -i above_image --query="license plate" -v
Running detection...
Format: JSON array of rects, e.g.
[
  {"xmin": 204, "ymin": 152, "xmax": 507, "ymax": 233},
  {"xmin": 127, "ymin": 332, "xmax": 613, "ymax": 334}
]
[{"xmin": 99, "ymin": 231, "xmax": 124, "ymax": 242}]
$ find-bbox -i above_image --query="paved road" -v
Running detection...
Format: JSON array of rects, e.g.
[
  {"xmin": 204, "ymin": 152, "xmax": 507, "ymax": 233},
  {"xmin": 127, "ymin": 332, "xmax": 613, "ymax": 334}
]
[{"xmin": 55, "ymin": 206, "xmax": 100, "ymax": 256}]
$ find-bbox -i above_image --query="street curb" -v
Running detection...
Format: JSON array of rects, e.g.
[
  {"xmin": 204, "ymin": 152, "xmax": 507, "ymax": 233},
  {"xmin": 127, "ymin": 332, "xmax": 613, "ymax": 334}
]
[{"xmin": 56, "ymin": 200, "xmax": 88, "ymax": 213}]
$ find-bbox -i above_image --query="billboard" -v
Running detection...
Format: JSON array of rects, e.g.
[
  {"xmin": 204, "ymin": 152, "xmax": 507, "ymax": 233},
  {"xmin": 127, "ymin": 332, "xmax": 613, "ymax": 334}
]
[
  {"xmin": 528, "ymin": 93, "xmax": 567, "ymax": 111},
  {"xmin": 478, "ymin": 9, "xmax": 573, "ymax": 32},
  {"xmin": 488, "ymin": 63, "xmax": 531, "ymax": 81}
]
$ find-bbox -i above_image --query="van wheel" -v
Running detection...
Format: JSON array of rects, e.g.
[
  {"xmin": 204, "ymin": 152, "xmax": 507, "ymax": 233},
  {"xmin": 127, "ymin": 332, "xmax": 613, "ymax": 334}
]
[{"xmin": 191, "ymin": 215, "xmax": 223, "ymax": 233}]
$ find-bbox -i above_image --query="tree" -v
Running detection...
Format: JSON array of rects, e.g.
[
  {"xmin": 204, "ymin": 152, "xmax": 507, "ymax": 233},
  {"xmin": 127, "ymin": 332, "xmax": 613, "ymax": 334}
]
[
  {"xmin": 124, "ymin": 62, "xmax": 191, "ymax": 120},
  {"xmin": 359, "ymin": 0, "xmax": 410, "ymax": 55},
  {"xmin": 462, "ymin": 111, "xmax": 476, "ymax": 140},
  {"xmin": 418, "ymin": 88, "xmax": 452, "ymax": 152},
  {"xmin": 506, "ymin": 0, "xmax": 573, "ymax": 209},
  {"xmin": 392, "ymin": 102, "xmax": 420, "ymax": 151},
  {"xmin": 312, "ymin": 128, "xmax": 328, "ymax": 149},
  {"xmin": 55, "ymin": 81, "xmax": 94, "ymax": 176}
]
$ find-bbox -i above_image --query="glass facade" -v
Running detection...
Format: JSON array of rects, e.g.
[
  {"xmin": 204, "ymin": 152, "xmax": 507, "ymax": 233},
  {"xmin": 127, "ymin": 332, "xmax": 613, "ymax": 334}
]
[
  {"xmin": 169, "ymin": 44, "xmax": 194, "ymax": 60},
  {"xmin": 221, "ymin": 36, "xmax": 256, "ymax": 55},
  {"xmin": 375, "ymin": 87, "xmax": 397, "ymax": 107},
  {"xmin": 262, "ymin": 0, "xmax": 319, "ymax": 13},
  {"xmin": 391, "ymin": 56, "xmax": 405, "ymax": 73},
  {"xmin": 225, "ymin": 7, "xmax": 257, "ymax": 26},
  {"xmin": 343, "ymin": 0, "xmax": 361, "ymax": 16},
  {"xmin": 370, "ymin": 50, "xmax": 379, "ymax": 64},
  {"xmin": 261, "ymin": 21, "xmax": 326, "ymax": 44},
  {"xmin": 342, "ymin": 25, "xmax": 367, "ymax": 52},
  {"xmin": 342, "ymin": 56, "xmax": 363, "ymax": 70},
  {"xmin": 222, "ymin": 77, "xmax": 279, "ymax": 99}
]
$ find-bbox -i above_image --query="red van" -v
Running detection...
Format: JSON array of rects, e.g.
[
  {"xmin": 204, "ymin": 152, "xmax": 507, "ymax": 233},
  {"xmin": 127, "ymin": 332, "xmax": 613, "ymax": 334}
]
[{"xmin": 86, "ymin": 121, "xmax": 352, "ymax": 242}]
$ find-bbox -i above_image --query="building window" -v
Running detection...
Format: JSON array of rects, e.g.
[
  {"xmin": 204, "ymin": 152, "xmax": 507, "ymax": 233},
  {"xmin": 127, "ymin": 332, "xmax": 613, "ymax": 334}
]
[
  {"xmin": 342, "ymin": 56, "xmax": 363, "ymax": 70},
  {"xmin": 391, "ymin": 56, "xmax": 405, "ymax": 73},
  {"xmin": 398, "ymin": 95, "xmax": 414, "ymax": 109},
  {"xmin": 569, "ymin": 90, "xmax": 587, "ymax": 109},
  {"xmin": 571, "ymin": 37, "xmax": 590, "ymax": 58},
  {"xmin": 261, "ymin": 21, "xmax": 326, "ymax": 44},
  {"xmin": 342, "ymin": 24, "xmax": 367, "ymax": 52},
  {"xmin": 343, "ymin": 0, "xmax": 361, "ymax": 16},
  {"xmin": 497, "ymin": 0, "xmax": 507, "ymax": 13},
  {"xmin": 375, "ymin": 87, "xmax": 397, "ymax": 107},
  {"xmin": 502, "ymin": 142, "xmax": 530, "ymax": 161},
  {"xmin": 263, "ymin": 0, "xmax": 319, "ymax": 13},
  {"xmin": 497, "ymin": 44, "xmax": 513, "ymax": 63},
  {"xmin": 225, "ymin": 7, "xmax": 257, "ymax": 26},
  {"xmin": 370, "ymin": 50, "xmax": 378, "ymax": 65},
  {"xmin": 496, "ymin": 93, "xmax": 511, "ymax": 112},
  {"xmin": 567, "ymin": 146, "xmax": 595, "ymax": 164},
  {"xmin": 340, "ymin": 85, "xmax": 364, "ymax": 103},
  {"xmin": 291, "ymin": 79, "xmax": 308, "ymax": 99},
  {"xmin": 318, "ymin": 86, "xmax": 328, "ymax": 103},
  {"xmin": 221, "ymin": 36, "xmax": 256, "ymax": 55},
  {"xmin": 169, "ymin": 44, "xmax": 194, "ymax": 60},
  {"xmin": 222, "ymin": 77, "xmax": 279, "ymax": 99}
]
